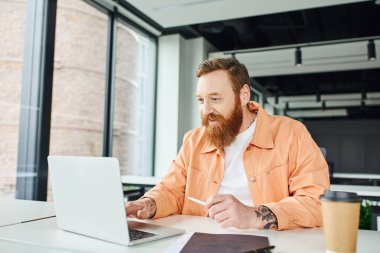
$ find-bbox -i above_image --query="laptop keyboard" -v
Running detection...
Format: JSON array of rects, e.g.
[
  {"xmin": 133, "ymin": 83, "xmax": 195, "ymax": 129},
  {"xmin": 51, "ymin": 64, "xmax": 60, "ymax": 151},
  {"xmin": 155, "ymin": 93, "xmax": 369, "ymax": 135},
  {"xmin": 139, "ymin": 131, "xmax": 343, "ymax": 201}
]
[{"xmin": 129, "ymin": 228, "xmax": 156, "ymax": 241}]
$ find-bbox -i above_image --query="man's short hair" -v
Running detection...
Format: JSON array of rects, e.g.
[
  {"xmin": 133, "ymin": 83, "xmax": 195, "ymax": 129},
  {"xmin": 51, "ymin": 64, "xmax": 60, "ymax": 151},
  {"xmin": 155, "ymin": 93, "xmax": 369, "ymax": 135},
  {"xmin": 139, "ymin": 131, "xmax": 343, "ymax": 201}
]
[{"xmin": 196, "ymin": 57, "xmax": 250, "ymax": 96}]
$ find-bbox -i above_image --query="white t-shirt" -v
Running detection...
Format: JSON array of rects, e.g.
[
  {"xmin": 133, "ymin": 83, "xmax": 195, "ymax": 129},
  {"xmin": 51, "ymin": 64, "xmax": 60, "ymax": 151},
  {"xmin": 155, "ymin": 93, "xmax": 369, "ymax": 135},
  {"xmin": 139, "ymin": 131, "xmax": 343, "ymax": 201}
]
[{"xmin": 218, "ymin": 118, "xmax": 257, "ymax": 206}]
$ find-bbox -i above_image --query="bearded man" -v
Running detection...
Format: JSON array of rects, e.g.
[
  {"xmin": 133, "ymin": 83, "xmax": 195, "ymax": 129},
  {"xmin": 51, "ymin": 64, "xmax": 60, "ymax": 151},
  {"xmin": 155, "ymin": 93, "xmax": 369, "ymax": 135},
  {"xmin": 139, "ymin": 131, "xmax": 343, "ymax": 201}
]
[{"xmin": 126, "ymin": 57, "xmax": 329, "ymax": 230}]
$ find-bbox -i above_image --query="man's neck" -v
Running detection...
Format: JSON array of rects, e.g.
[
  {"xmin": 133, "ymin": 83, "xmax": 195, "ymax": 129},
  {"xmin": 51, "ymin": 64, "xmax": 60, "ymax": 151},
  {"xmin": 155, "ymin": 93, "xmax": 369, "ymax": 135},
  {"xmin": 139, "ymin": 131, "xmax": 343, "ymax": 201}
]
[{"xmin": 238, "ymin": 109, "xmax": 257, "ymax": 133}]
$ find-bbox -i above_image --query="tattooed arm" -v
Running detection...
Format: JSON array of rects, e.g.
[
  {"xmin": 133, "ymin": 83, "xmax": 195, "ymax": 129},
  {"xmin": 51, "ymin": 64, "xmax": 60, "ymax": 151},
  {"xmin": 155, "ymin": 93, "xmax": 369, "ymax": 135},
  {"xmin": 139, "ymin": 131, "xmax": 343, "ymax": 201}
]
[
  {"xmin": 206, "ymin": 194, "xmax": 278, "ymax": 229},
  {"xmin": 254, "ymin": 205, "xmax": 278, "ymax": 229}
]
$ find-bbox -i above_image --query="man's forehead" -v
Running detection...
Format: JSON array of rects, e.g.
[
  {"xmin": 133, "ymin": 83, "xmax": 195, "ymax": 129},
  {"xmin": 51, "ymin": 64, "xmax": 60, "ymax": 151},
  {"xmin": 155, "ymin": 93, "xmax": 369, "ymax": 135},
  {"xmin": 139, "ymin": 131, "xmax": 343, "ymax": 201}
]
[
  {"xmin": 196, "ymin": 71, "xmax": 234, "ymax": 95},
  {"xmin": 196, "ymin": 84, "xmax": 228, "ymax": 96}
]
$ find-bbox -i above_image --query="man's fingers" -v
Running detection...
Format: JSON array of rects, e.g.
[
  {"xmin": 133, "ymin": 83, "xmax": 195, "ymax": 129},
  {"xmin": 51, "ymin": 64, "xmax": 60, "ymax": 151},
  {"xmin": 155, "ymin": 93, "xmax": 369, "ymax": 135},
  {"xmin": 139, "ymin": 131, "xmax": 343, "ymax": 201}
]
[
  {"xmin": 220, "ymin": 218, "xmax": 234, "ymax": 229},
  {"xmin": 206, "ymin": 194, "xmax": 229, "ymax": 209},
  {"xmin": 125, "ymin": 198, "xmax": 157, "ymax": 219},
  {"xmin": 136, "ymin": 209, "xmax": 147, "ymax": 219},
  {"xmin": 136, "ymin": 202, "xmax": 156, "ymax": 219},
  {"xmin": 213, "ymin": 209, "xmax": 229, "ymax": 223},
  {"xmin": 125, "ymin": 202, "xmax": 144, "ymax": 216},
  {"xmin": 208, "ymin": 202, "xmax": 227, "ymax": 219}
]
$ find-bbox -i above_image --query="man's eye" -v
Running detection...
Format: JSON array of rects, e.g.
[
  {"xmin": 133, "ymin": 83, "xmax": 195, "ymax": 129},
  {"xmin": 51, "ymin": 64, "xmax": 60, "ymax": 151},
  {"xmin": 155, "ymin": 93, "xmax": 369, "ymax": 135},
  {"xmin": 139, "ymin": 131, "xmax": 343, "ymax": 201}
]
[
  {"xmin": 211, "ymin": 97, "xmax": 220, "ymax": 102},
  {"xmin": 197, "ymin": 98, "xmax": 204, "ymax": 103}
]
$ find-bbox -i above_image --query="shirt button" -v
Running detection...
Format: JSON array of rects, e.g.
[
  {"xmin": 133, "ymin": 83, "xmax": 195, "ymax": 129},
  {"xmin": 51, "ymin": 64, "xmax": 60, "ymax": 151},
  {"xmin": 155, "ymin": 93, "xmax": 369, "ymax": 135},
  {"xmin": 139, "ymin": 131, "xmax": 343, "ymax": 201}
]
[{"xmin": 249, "ymin": 176, "xmax": 255, "ymax": 183}]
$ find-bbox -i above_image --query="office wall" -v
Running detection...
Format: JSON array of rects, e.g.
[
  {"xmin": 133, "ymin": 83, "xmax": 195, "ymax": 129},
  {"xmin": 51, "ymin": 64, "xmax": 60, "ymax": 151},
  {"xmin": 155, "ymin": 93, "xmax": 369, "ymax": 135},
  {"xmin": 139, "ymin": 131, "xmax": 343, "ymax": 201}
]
[
  {"xmin": 177, "ymin": 37, "xmax": 214, "ymax": 149},
  {"xmin": 154, "ymin": 34, "xmax": 214, "ymax": 177},
  {"xmin": 304, "ymin": 119, "xmax": 380, "ymax": 174}
]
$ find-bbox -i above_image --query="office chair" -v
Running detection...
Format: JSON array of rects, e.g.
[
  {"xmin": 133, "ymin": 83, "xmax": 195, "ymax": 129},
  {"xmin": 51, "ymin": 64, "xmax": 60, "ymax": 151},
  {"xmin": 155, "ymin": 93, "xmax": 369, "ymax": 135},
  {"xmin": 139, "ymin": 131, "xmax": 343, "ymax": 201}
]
[{"xmin": 319, "ymin": 147, "xmax": 334, "ymax": 181}]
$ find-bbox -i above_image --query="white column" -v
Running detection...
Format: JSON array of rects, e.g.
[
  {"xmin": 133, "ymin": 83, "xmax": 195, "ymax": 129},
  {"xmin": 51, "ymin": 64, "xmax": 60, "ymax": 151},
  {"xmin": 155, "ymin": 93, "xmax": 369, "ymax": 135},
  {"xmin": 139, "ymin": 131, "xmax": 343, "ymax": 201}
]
[{"xmin": 154, "ymin": 35, "xmax": 214, "ymax": 177}]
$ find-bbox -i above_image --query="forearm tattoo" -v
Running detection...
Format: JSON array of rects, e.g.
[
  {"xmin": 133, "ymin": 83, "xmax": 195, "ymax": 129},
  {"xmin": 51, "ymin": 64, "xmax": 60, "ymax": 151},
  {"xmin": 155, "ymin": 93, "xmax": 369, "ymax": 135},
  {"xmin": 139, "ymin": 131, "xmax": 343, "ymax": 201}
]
[{"xmin": 255, "ymin": 205, "xmax": 279, "ymax": 229}]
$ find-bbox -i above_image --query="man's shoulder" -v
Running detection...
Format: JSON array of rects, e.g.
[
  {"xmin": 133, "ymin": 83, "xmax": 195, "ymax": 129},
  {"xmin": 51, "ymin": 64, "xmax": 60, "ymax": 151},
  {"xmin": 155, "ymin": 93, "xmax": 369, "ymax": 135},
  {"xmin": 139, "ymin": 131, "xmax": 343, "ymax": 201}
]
[
  {"xmin": 183, "ymin": 127, "xmax": 206, "ymax": 143},
  {"xmin": 261, "ymin": 114, "xmax": 309, "ymax": 145},
  {"xmin": 267, "ymin": 114, "xmax": 305, "ymax": 132}
]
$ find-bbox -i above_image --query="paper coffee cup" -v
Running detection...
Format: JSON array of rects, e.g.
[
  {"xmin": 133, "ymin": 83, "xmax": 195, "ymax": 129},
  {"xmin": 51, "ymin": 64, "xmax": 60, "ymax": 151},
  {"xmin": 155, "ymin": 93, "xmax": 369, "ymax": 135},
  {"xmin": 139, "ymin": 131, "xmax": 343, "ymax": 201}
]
[{"xmin": 320, "ymin": 191, "xmax": 361, "ymax": 253}]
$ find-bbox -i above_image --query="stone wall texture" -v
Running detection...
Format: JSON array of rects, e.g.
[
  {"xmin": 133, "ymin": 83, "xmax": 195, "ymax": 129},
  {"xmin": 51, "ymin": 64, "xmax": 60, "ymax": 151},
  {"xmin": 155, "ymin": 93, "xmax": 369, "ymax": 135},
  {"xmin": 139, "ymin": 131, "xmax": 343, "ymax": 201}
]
[{"xmin": 0, "ymin": 0, "xmax": 26, "ymax": 199}]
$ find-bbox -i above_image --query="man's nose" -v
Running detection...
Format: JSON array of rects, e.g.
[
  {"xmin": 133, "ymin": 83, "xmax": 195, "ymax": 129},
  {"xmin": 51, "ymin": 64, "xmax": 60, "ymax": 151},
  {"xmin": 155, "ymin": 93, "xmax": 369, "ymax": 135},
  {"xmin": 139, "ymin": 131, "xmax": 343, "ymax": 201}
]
[{"xmin": 202, "ymin": 101, "xmax": 213, "ymax": 115}]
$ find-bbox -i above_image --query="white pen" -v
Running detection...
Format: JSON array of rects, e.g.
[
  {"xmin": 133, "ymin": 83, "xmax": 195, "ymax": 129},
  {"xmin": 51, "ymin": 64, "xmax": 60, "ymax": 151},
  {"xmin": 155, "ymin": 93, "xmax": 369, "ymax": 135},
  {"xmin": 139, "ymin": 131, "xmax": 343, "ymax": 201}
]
[{"xmin": 187, "ymin": 197, "xmax": 206, "ymax": 206}]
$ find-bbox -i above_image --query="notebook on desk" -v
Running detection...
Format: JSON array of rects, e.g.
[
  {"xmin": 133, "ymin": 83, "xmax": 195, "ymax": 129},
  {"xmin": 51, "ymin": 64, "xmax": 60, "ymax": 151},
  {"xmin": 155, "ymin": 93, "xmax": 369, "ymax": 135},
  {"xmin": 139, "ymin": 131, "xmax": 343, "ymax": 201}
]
[
  {"xmin": 48, "ymin": 156, "xmax": 184, "ymax": 246},
  {"xmin": 165, "ymin": 232, "xmax": 272, "ymax": 253}
]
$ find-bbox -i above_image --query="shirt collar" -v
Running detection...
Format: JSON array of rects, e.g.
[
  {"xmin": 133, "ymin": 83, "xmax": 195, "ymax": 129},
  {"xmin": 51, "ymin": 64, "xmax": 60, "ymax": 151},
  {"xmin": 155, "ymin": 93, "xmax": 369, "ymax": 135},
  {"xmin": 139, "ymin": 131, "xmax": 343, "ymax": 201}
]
[
  {"xmin": 247, "ymin": 101, "xmax": 274, "ymax": 149},
  {"xmin": 200, "ymin": 139, "xmax": 222, "ymax": 154}
]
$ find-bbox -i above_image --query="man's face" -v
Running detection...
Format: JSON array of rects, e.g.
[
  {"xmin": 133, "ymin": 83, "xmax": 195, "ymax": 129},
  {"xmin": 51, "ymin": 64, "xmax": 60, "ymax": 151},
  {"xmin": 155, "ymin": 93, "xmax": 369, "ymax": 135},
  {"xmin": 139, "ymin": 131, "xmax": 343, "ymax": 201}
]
[{"xmin": 196, "ymin": 70, "xmax": 243, "ymax": 148}]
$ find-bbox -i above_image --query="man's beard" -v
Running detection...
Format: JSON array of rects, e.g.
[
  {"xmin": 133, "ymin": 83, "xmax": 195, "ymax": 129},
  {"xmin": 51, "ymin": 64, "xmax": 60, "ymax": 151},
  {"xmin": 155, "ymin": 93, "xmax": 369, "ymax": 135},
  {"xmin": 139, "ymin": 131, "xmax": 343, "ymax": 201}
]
[{"xmin": 201, "ymin": 98, "xmax": 243, "ymax": 148}]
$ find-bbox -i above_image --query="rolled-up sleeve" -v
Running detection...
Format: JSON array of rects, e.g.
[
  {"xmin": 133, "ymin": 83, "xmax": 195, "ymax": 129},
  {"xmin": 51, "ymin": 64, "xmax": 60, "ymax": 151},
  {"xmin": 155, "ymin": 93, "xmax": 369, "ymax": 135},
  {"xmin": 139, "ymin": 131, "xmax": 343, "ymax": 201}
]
[
  {"xmin": 264, "ymin": 123, "xmax": 330, "ymax": 230},
  {"xmin": 143, "ymin": 130, "xmax": 194, "ymax": 218}
]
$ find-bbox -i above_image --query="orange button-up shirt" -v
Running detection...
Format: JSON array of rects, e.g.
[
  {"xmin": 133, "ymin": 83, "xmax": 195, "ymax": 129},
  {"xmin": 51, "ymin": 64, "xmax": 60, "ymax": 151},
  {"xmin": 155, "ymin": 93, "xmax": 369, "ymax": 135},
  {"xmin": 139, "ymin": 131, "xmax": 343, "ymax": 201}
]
[{"xmin": 144, "ymin": 102, "xmax": 330, "ymax": 230}]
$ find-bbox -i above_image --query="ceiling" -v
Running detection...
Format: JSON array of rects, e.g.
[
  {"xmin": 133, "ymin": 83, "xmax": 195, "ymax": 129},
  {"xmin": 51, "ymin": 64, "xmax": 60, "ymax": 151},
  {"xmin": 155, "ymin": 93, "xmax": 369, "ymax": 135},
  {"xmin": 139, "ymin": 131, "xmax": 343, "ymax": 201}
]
[
  {"xmin": 124, "ymin": 0, "xmax": 380, "ymax": 119},
  {"xmin": 125, "ymin": 0, "xmax": 368, "ymax": 28}
]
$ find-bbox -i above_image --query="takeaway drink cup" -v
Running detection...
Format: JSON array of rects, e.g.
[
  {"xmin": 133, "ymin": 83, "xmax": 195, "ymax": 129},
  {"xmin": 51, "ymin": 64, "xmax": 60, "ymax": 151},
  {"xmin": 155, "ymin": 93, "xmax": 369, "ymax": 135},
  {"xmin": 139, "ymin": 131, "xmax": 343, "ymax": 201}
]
[{"xmin": 320, "ymin": 191, "xmax": 362, "ymax": 253}]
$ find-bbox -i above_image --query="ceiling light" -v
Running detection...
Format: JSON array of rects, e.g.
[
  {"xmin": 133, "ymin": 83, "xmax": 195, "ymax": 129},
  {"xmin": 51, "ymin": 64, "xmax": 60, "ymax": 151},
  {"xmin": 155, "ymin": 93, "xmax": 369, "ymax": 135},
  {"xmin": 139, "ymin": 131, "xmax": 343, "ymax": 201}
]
[
  {"xmin": 286, "ymin": 109, "xmax": 348, "ymax": 118},
  {"xmin": 265, "ymin": 92, "xmax": 380, "ymax": 110},
  {"xmin": 295, "ymin": 47, "xmax": 302, "ymax": 66},
  {"xmin": 367, "ymin": 40, "xmax": 376, "ymax": 61}
]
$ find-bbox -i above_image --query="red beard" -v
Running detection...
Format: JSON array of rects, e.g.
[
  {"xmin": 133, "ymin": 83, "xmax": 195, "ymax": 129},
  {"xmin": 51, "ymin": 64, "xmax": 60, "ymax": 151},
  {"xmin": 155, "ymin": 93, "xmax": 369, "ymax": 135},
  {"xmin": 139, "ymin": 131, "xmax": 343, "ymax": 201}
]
[{"xmin": 202, "ymin": 98, "xmax": 243, "ymax": 148}]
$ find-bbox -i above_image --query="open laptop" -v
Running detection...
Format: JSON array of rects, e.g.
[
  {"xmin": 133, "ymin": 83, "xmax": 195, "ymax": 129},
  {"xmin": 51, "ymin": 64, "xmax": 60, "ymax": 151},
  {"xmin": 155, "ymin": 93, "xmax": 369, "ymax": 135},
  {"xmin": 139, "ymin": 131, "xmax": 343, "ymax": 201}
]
[{"xmin": 47, "ymin": 156, "xmax": 184, "ymax": 246}]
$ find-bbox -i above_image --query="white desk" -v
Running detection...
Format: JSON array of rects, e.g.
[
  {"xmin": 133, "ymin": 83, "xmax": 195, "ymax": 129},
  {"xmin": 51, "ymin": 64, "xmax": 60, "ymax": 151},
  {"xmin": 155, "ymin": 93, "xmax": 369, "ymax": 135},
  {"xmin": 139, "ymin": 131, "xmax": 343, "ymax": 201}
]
[
  {"xmin": 330, "ymin": 184, "xmax": 380, "ymax": 197},
  {"xmin": 0, "ymin": 199, "xmax": 55, "ymax": 227},
  {"xmin": 121, "ymin": 177, "xmax": 380, "ymax": 197},
  {"xmin": 0, "ymin": 215, "xmax": 379, "ymax": 253},
  {"xmin": 0, "ymin": 240, "xmax": 71, "ymax": 253},
  {"xmin": 0, "ymin": 217, "xmax": 175, "ymax": 253},
  {"xmin": 121, "ymin": 175, "xmax": 161, "ymax": 187},
  {"xmin": 333, "ymin": 173, "xmax": 380, "ymax": 180}
]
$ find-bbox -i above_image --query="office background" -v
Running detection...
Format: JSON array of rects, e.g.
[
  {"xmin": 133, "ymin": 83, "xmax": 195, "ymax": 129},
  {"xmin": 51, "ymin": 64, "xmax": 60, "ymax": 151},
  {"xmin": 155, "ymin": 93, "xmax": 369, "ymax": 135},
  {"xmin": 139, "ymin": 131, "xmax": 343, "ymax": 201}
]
[{"xmin": 1, "ymin": 0, "xmax": 379, "ymax": 202}]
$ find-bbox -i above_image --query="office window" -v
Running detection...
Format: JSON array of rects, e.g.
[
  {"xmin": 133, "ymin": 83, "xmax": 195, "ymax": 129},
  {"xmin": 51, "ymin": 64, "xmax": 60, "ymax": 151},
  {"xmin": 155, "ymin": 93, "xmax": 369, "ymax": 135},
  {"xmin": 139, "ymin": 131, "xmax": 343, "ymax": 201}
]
[
  {"xmin": 112, "ymin": 21, "xmax": 156, "ymax": 176},
  {"xmin": 48, "ymin": 0, "xmax": 108, "ymax": 200},
  {"xmin": 0, "ymin": 0, "xmax": 27, "ymax": 199}
]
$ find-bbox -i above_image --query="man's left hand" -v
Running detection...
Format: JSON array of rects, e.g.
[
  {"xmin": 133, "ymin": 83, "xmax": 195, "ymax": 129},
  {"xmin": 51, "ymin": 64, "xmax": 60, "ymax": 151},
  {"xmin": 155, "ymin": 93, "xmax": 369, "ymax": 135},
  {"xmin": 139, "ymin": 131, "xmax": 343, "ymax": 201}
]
[{"xmin": 206, "ymin": 194, "xmax": 278, "ymax": 229}]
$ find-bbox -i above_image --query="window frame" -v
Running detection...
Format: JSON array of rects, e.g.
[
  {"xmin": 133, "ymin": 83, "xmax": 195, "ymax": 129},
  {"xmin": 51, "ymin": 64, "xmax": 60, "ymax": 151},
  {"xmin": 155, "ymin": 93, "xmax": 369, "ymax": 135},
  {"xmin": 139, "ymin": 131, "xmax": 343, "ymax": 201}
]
[
  {"xmin": 16, "ymin": 0, "xmax": 158, "ymax": 200},
  {"xmin": 16, "ymin": 0, "xmax": 57, "ymax": 200}
]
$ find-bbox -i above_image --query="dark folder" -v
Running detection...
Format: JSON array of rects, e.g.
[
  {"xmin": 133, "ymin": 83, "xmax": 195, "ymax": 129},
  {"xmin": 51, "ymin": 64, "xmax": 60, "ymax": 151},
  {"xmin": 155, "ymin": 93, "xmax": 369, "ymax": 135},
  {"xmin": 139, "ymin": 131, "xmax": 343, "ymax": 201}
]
[{"xmin": 180, "ymin": 232, "xmax": 270, "ymax": 253}]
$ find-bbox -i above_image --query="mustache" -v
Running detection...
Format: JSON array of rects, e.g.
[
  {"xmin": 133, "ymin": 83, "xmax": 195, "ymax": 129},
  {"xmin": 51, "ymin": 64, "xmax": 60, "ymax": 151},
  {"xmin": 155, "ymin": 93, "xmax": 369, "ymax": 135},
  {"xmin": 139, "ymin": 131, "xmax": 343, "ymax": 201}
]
[{"xmin": 201, "ymin": 113, "xmax": 225, "ymax": 125}]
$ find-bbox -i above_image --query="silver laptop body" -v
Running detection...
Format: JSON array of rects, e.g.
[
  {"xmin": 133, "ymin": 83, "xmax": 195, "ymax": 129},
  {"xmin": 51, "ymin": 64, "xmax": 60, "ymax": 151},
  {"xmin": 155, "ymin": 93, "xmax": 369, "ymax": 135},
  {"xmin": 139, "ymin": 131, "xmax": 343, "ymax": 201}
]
[{"xmin": 48, "ymin": 156, "xmax": 184, "ymax": 246}]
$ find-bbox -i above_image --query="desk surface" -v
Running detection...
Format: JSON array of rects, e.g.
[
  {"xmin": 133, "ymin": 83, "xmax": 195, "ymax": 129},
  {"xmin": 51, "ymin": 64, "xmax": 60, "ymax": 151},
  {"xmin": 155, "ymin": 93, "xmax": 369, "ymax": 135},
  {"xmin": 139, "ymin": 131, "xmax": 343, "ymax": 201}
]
[
  {"xmin": 121, "ymin": 175, "xmax": 161, "ymax": 186},
  {"xmin": 0, "ymin": 214, "xmax": 379, "ymax": 253},
  {"xmin": 330, "ymin": 184, "xmax": 380, "ymax": 197},
  {"xmin": 0, "ymin": 199, "xmax": 55, "ymax": 227},
  {"xmin": 121, "ymin": 176, "xmax": 380, "ymax": 198},
  {"xmin": 0, "ymin": 240, "xmax": 70, "ymax": 253},
  {"xmin": 333, "ymin": 173, "xmax": 380, "ymax": 180}
]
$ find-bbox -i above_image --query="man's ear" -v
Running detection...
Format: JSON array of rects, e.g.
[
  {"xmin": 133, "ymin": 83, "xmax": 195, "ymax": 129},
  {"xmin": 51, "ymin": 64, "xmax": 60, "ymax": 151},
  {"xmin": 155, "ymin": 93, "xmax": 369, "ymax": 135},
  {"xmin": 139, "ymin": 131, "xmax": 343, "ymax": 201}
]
[{"xmin": 240, "ymin": 84, "xmax": 251, "ymax": 105}]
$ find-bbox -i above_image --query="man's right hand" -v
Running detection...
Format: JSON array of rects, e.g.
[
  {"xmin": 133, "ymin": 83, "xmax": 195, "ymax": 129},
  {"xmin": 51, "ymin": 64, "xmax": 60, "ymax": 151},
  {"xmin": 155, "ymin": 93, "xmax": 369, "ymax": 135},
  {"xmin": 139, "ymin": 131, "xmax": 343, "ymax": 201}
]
[{"xmin": 125, "ymin": 197, "xmax": 157, "ymax": 219}]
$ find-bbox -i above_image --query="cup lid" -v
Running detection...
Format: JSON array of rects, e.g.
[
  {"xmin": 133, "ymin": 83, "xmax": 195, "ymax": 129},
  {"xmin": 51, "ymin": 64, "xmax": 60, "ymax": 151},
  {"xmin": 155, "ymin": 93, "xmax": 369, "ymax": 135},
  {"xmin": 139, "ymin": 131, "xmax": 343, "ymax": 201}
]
[{"xmin": 320, "ymin": 190, "xmax": 362, "ymax": 203}]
